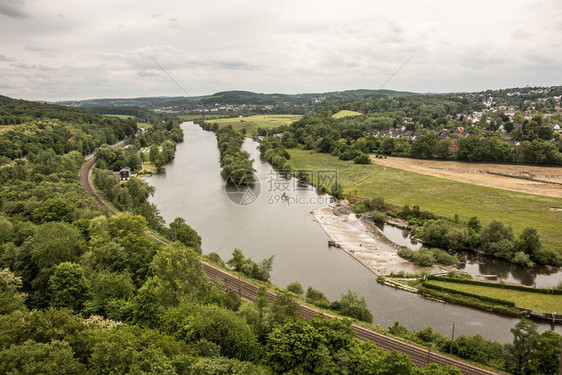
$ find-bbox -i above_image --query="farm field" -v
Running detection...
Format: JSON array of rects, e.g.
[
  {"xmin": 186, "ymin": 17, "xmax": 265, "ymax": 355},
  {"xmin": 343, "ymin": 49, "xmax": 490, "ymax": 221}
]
[
  {"xmin": 370, "ymin": 156, "xmax": 562, "ymax": 198},
  {"xmin": 287, "ymin": 150, "xmax": 562, "ymax": 251},
  {"xmin": 209, "ymin": 114, "xmax": 302, "ymax": 135},
  {"xmin": 425, "ymin": 280, "xmax": 562, "ymax": 312},
  {"xmin": 332, "ymin": 110, "xmax": 363, "ymax": 118}
]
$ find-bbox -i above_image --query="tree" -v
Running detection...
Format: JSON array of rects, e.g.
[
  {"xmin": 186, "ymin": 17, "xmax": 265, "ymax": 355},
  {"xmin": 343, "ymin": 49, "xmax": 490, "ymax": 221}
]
[
  {"xmin": 94, "ymin": 144, "xmax": 117, "ymax": 165},
  {"xmin": 162, "ymin": 303, "xmax": 259, "ymax": 361},
  {"xmin": 33, "ymin": 149, "xmax": 62, "ymax": 175},
  {"xmin": 124, "ymin": 177, "xmax": 155, "ymax": 207},
  {"xmin": 338, "ymin": 290, "xmax": 373, "ymax": 323},
  {"xmin": 32, "ymin": 197, "xmax": 75, "ymax": 223},
  {"xmin": 188, "ymin": 357, "xmax": 264, "ymax": 375},
  {"xmin": 0, "ymin": 340, "xmax": 83, "ymax": 375},
  {"xmin": 305, "ymin": 286, "xmax": 331, "ymax": 308},
  {"xmin": 504, "ymin": 319, "xmax": 539, "ymax": 375},
  {"xmin": 28, "ymin": 222, "xmax": 84, "ymax": 271},
  {"xmin": 533, "ymin": 331, "xmax": 562, "ymax": 375},
  {"xmin": 467, "ymin": 216, "xmax": 481, "ymax": 233},
  {"xmin": 84, "ymin": 270, "xmax": 134, "ymax": 318},
  {"xmin": 110, "ymin": 212, "xmax": 147, "ymax": 238},
  {"xmin": 0, "ymin": 268, "xmax": 27, "ymax": 314},
  {"xmin": 265, "ymin": 318, "xmax": 328, "ymax": 374},
  {"xmin": 227, "ymin": 249, "xmax": 245, "ymax": 272},
  {"xmin": 480, "ymin": 220, "xmax": 514, "ymax": 254},
  {"xmin": 267, "ymin": 292, "xmax": 300, "ymax": 325},
  {"xmin": 286, "ymin": 281, "xmax": 304, "ymax": 296},
  {"xmin": 516, "ymin": 227, "xmax": 541, "ymax": 258},
  {"xmin": 88, "ymin": 215, "xmax": 111, "ymax": 243},
  {"xmin": 150, "ymin": 242, "xmax": 217, "ymax": 306},
  {"xmin": 48, "ymin": 262, "xmax": 91, "ymax": 312},
  {"xmin": 169, "ymin": 217, "xmax": 202, "ymax": 252},
  {"xmin": 0, "ymin": 216, "xmax": 13, "ymax": 244}
]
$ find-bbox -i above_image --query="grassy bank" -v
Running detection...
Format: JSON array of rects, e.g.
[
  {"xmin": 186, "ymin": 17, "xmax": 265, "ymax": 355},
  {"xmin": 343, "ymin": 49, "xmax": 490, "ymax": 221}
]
[
  {"xmin": 287, "ymin": 150, "xmax": 562, "ymax": 251},
  {"xmin": 425, "ymin": 280, "xmax": 562, "ymax": 313},
  {"xmin": 209, "ymin": 114, "xmax": 302, "ymax": 135}
]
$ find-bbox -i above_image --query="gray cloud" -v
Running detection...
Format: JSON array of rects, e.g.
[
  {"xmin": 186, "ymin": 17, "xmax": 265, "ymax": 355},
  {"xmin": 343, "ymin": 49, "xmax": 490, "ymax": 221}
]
[
  {"xmin": 0, "ymin": 0, "xmax": 28, "ymax": 18},
  {"xmin": 0, "ymin": 0, "xmax": 560, "ymax": 100}
]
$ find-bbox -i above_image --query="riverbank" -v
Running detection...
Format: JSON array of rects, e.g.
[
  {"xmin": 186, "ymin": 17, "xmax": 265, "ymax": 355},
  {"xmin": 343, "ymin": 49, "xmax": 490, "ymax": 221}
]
[{"xmin": 312, "ymin": 200, "xmax": 451, "ymax": 276}]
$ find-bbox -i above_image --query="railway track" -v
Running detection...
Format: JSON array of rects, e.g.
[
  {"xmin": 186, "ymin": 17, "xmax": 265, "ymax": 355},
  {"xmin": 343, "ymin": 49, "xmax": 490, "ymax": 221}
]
[{"xmin": 79, "ymin": 159, "xmax": 498, "ymax": 375}]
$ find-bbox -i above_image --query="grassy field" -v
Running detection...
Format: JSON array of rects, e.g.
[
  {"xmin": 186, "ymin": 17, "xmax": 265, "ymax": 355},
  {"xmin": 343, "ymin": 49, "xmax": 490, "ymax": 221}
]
[
  {"xmin": 332, "ymin": 110, "xmax": 363, "ymax": 118},
  {"xmin": 102, "ymin": 114, "xmax": 140, "ymax": 120},
  {"xmin": 425, "ymin": 280, "xmax": 562, "ymax": 312},
  {"xmin": 287, "ymin": 150, "xmax": 562, "ymax": 251},
  {"xmin": 208, "ymin": 114, "xmax": 302, "ymax": 135},
  {"xmin": 141, "ymin": 162, "xmax": 156, "ymax": 173}
]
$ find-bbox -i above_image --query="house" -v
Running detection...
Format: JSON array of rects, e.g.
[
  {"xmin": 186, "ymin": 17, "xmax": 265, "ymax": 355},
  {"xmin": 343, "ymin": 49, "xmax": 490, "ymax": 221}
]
[
  {"xmin": 449, "ymin": 139, "xmax": 459, "ymax": 153},
  {"xmin": 119, "ymin": 167, "xmax": 131, "ymax": 181}
]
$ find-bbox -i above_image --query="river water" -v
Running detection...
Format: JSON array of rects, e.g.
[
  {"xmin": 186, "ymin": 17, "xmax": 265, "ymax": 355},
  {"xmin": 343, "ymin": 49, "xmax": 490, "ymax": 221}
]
[{"xmin": 148, "ymin": 122, "xmax": 561, "ymax": 343}]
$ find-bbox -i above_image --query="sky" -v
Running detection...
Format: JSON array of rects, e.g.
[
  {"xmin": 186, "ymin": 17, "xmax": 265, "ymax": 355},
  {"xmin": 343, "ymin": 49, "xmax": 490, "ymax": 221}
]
[{"xmin": 1, "ymin": 0, "xmax": 561, "ymax": 101}]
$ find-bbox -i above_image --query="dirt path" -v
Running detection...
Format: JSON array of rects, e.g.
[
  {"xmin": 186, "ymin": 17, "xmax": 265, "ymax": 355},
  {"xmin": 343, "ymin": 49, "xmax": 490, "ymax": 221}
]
[{"xmin": 370, "ymin": 156, "xmax": 562, "ymax": 198}]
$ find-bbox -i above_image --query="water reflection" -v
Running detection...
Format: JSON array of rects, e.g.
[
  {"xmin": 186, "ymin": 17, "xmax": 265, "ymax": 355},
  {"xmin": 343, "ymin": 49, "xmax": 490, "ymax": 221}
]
[
  {"xmin": 376, "ymin": 222, "xmax": 423, "ymax": 250},
  {"xmin": 378, "ymin": 222, "xmax": 561, "ymax": 288},
  {"xmin": 457, "ymin": 251, "xmax": 561, "ymax": 287}
]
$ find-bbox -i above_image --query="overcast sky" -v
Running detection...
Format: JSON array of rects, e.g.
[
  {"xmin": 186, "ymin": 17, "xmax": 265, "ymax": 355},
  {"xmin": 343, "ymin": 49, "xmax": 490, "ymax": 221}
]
[{"xmin": 1, "ymin": 0, "xmax": 561, "ymax": 101}]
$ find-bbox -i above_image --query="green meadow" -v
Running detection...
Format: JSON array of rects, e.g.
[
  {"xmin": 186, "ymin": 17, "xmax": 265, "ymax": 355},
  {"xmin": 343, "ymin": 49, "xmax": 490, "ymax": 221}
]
[
  {"xmin": 425, "ymin": 280, "xmax": 562, "ymax": 312},
  {"xmin": 331, "ymin": 110, "xmax": 363, "ymax": 118},
  {"xmin": 209, "ymin": 114, "xmax": 302, "ymax": 135},
  {"xmin": 287, "ymin": 150, "xmax": 562, "ymax": 251}
]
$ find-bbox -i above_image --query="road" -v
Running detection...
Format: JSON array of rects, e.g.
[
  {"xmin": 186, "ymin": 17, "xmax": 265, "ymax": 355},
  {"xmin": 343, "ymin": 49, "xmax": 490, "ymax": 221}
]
[{"xmin": 79, "ymin": 158, "xmax": 497, "ymax": 375}]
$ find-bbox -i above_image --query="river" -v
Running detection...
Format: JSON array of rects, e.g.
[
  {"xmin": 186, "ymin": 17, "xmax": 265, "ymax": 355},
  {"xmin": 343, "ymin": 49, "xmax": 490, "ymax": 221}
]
[{"xmin": 148, "ymin": 122, "xmax": 561, "ymax": 343}]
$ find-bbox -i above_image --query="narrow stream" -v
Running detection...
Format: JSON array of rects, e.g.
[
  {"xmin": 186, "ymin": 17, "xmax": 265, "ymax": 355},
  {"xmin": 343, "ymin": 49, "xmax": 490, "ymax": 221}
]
[{"xmin": 148, "ymin": 122, "xmax": 561, "ymax": 343}]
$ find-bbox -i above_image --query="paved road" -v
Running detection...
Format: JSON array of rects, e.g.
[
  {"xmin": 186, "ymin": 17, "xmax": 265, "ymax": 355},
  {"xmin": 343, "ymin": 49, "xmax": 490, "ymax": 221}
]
[{"xmin": 79, "ymin": 159, "xmax": 497, "ymax": 375}]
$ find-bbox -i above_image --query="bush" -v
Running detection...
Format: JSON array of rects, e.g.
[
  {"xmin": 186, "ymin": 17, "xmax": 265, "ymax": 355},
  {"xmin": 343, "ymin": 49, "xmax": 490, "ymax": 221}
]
[
  {"xmin": 432, "ymin": 248, "xmax": 459, "ymax": 266},
  {"xmin": 353, "ymin": 153, "xmax": 371, "ymax": 164},
  {"xmin": 412, "ymin": 249, "xmax": 435, "ymax": 266},
  {"xmin": 397, "ymin": 247, "xmax": 415, "ymax": 260},
  {"xmin": 286, "ymin": 281, "xmax": 304, "ymax": 296},
  {"xmin": 371, "ymin": 210, "xmax": 387, "ymax": 223}
]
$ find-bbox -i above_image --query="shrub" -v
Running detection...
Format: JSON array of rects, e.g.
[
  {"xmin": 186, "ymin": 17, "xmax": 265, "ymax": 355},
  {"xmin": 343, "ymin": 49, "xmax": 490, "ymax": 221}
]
[
  {"xmin": 371, "ymin": 210, "xmax": 387, "ymax": 223},
  {"xmin": 353, "ymin": 153, "xmax": 371, "ymax": 164},
  {"xmin": 432, "ymin": 248, "xmax": 459, "ymax": 266},
  {"xmin": 412, "ymin": 249, "xmax": 435, "ymax": 266},
  {"xmin": 286, "ymin": 281, "xmax": 304, "ymax": 296}
]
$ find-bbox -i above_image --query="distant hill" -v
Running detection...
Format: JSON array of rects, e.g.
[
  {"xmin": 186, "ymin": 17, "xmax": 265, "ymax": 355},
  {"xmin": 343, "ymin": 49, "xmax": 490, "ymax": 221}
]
[{"xmin": 54, "ymin": 89, "xmax": 419, "ymax": 111}]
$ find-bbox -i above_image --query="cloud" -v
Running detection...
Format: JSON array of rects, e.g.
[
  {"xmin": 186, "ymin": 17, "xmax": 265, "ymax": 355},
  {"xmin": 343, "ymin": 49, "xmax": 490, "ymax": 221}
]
[
  {"xmin": 0, "ymin": 0, "xmax": 28, "ymax": 18},
  {"xmin": 0, "ymin": 0, "xmax": 561, "ymax": 100}
]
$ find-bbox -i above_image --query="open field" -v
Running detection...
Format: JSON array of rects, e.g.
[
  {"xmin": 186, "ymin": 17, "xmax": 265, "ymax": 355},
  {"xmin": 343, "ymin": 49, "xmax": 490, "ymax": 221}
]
[
  {"xmin": 370, "ymin": 156, "xmax": 562, "ymax": 198},
  {"xmin": 332, "ymin": 110, "xmax": 363, "ymax": 118},
  {"xmin": 141, "ymin": 162, "xmax": 155, "ymax": 173},
  {"xmin": 425, "ymin": 280, "xmax": 562, "ymax": 312},
  {"xmin": 209, "ymin": 114, "xmax": 302, "ymax": 135},
  {"xmin": 287, "ymin": 150, "xmax": 562, "ymax": 251},
  {"xmin": 101, "ymin": 114, "xmax": 140, "ymax": 120}
]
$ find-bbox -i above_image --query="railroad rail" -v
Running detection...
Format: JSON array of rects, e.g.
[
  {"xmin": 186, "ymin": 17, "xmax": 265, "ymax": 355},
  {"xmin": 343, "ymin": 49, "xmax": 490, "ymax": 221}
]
[{"xmin": 79, "ymin": 159, "xmax": 497, "ymax": 375}]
